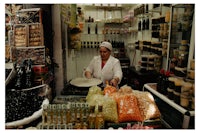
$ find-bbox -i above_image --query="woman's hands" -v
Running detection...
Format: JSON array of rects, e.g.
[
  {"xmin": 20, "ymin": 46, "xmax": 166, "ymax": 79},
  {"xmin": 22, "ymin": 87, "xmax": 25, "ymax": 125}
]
[
  {"xmin": 110, "ymin": 77, "xmax": 119, "ymax": 87},
  {"xmin": 85, "ymin": 71, "xmax": 92, "ymax": 79}
]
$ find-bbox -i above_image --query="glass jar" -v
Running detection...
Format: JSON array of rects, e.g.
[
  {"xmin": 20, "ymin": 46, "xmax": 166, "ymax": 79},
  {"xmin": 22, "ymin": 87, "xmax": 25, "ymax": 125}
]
[
  {"xmin": 181, "ymin": 82, "xmax": 192, "ymax": 95},
  {"xmin": 180, "ymin": 94, "xmax": 190, "ymax": 108},
  {"xmin": 173, "ymin": 91, "xmax": 180, "ymax": 104},
  {"xmin": 167, "ymin": 88, "xmax": 174, "ymax": 100}
]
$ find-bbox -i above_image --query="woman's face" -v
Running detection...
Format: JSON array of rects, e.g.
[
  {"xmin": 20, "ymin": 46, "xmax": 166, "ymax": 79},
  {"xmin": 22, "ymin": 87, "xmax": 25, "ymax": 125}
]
[{"xmin": 99, "ymin": 46, "xmax": 111, "ymax": 61}]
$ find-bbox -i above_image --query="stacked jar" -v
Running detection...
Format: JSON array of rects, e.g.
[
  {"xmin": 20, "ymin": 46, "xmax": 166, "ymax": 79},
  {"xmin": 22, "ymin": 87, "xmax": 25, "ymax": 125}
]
[
  {"xmin": 173, "ymin": 78, "xmax": 184, "ymax": 104},
  {"xmin": 167, "ymin": 77, "xmax": 176, "ymax": 100},
  {"xmin": 174, "ymin": 40, "xmax": 189, "ymax": 77},
  {"xmin": 187, "ymin": 59, "xmax": 195, "ymax": 80},
  {"xmin": 167, "ymin": 76, "xmax": 195, "ymax": 110},
  {"xmin": 180, "ymin": 82, "xmax": 193, "ymax": 109}
]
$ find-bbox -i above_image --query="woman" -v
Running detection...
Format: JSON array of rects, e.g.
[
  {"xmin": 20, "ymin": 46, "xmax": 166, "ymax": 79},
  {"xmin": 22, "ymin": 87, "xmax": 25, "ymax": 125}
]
[{"xmin": 84, "ymin": 41, "xmax": 123, "ymax": 88}]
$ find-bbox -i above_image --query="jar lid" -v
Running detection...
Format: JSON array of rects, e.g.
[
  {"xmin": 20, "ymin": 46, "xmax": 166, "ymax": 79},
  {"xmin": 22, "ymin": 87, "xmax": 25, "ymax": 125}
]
[
  {"xmin": 167, "ymin": 88, "xmax": 173, "ymax": 92},
  {"xmin": 175, "ymin": 67, "xmax": 187, "ymax": 71},
  {"xmin": 168, "ymin": 77, "xmax": 176, "ymax": 82},
  {"xmin": 173, "ymin": 91, "xmax": 180, "ymax": 95},
  {"xmin": 181, "ymin": 40, "xmax": 188, "ymax": 45},
  {"xmin": 180, "ymin": 93, "xmax": 189, "ymax": 98},
  {"xmin": 174, "ymin": 78, "xmax": 184, "ymax": 86}
]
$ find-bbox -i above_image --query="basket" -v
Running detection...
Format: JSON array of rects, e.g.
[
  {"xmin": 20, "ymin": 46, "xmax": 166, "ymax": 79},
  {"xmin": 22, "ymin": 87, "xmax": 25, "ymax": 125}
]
[
  {"xmin": 5, "ymin": 98, "xmax": 49, "ymax": 128},
  {"xmin": 5, "ymin": 84, "xmax": 51, "ymax": 128}
]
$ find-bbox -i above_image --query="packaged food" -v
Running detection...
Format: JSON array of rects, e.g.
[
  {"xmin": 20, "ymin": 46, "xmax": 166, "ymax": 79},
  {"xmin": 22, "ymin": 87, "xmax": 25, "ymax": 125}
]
[
  {"xmin": 86, "ymin": 94, "xmax": 118, "ymax": 123},
  {"xmin": 132, "ymin": 90, "xmax": 161, "ymax": 120},
  {"xmin": 116, "ymin": 94, "xmax": 143, "ymax": 122},
  {"xmin": 103, "ymin": 84, "xmax": 117, "ymax": 96}
]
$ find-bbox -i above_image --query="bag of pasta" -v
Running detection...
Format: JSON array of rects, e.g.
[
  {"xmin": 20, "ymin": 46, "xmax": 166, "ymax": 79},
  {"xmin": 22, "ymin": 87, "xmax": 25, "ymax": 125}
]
[
  {"xmin": 86, "ymin": 94, "xmax": 118, "ymax": 123},
  {"xmin": 118, "ymin": 85, "xmax": 133, "ymax": 94},
  {"xmin": 103, "ymin": 84, "xmax": 117, "ymax": 96},
  {"xmin": 86, "ymin": 85, "xmax": 103, "ymax": 101},
  {"xmin": 116, "ymin": 94, "xmax": 143, "ymax": 122},
  {"xmin": 132, "ymin": 90, "xmax": 161, "ymax": 120}
]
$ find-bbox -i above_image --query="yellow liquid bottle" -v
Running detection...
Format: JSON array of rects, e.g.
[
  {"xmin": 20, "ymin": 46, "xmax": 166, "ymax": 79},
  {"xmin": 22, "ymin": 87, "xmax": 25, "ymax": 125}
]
[
  {"xmin": 88, "ymin": 105, "xmax": 96, "ymax": 129},
  {"xmin": 95, "ymin": 105, "xmax": 105, "ymax": 129}
]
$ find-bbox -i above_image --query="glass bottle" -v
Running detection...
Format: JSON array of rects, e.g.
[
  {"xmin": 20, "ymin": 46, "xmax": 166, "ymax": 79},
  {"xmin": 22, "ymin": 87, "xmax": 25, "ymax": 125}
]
[
  {"xmin": 88, "ymin": 105, "xmax": 96, "ymax": 129},
  {"xmin": 74, "ymin": 116, "xmax": 82, "ymax": 129},
  {"xmin": 145, "ymin": 18, "xmax": 149, "ymax": 30},
  {"xmin": 42, "ymin": 104, "xmax": 48, "ymax": 124},
  {"xmin": 95, "ymin": 23, "xmax": 98, "ymax": 34},
  {"xmin": 95, "ymin": 105, "xmax": 104, "ymax": 129},
  {"xmin": 60, "ymin": 104, "xmax": 65, "ymax": 124},
  {"xmin": 49, "ymin": 105, "xmax": 54, "ymax": 124},
  {"xmin": 138, "ymin": 20, "xmax": 141, "ymax": 31},
  {"xmin": 88, "ymin": 24, "xmax": 90, "ymax": 34},
  {"xmin": 157, "ymin": 69, "xmax": 165, "ymax": 93},
  {"xmin": 142, "ymin": 19, "xmax": 145, "ymax": 30},
  {"xmin": 66, "ymin": 104, "xmax": 71, "ymax": 124},
  {"xmin": 82, "ymin": 122, "xmax": 88, "ymax": 129}
]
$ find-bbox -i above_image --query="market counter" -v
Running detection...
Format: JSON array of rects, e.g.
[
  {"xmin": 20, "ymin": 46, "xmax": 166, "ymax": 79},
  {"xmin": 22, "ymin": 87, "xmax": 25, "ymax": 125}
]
[{"xmin": 143, "ymin": 83, "xmax": 195, "ymax": 129}]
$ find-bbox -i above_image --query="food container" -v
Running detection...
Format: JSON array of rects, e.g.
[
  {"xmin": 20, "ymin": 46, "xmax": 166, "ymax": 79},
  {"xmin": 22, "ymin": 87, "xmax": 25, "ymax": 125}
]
[
  {"xmin": 165, "ymin": 11, "xmax": 170, "ymax": 22},
  {"xmin": 179, "ymin": 44, "xmax": 189, "ymax": 51},
  {"xmin": 191, "ymin": 96, "xmax": 195, "ymax": 110},
  {"xmin": 174, "ymin": 78, "xmax": 183, "ymax": 93},
  {"xmin": 173, "ymin": 91, "xmax": 180, "ymax": 104},
  {"xmin": 167, "ymin": 88, "xmax": 174, "ymax": 100},
  {"xmin": 141, "ymin": 61, "xmax": 148, "ymax": 67},
  {"xmin": 182, "ymin": 21, "xmax": 190, "ymax": 31},
  {"xmin": 168, "ymin": 77, "xmax": 176, "ymax": 89},
  {"xmin": 174, "ymin": 67, "xmax": 187, "ymax": 77},
  {"xmin": 141, "ymin": 55, "xmax": 148, "ymax": 61},
  {"xmin": 160, "ymin": 24, "xmax": 164, "ymax": 30},
  {"xmin": 190, "ymin": 59, "xmax": 195, "ymax": 70},
  {"xmin": 187, "ymin": 70, "xmax": 195, "ymax": 80},
  {"xmin": 14, "ymin": 24, "xmax": 28, "ymax": 47},
  {"xmin": 28, "ymin": 23, "xmax": 44, "ymax": 46},
  {"xmin": 162, "ymin": 41, "xmax": 168, "ymax": 49},
  {"xmin": 192, "ymin": 84, "xmax": 195, "ymax": 96},
  {"xmin": 181, "ymin": 40, "xmax": 188, "ymax": 45},
  {"xmin": 181, "ymin": 82, "xmax": 192, "ymax": 95},
  {"xmin": 180, "ymin": 94, "xmax": 190, "ymax": 108}
]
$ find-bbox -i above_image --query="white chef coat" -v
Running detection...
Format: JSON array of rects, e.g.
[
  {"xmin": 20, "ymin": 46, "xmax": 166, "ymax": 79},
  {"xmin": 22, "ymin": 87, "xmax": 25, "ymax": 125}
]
[{"xmin": 85, "ymin": 55, "xmax": 123, "ymax": 86}]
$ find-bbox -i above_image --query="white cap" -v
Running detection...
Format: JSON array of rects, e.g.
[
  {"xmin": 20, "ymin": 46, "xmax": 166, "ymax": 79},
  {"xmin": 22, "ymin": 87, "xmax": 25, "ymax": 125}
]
[{"xmin": 100, "ymin": 41, "xmax": 112, "ymax": 51}]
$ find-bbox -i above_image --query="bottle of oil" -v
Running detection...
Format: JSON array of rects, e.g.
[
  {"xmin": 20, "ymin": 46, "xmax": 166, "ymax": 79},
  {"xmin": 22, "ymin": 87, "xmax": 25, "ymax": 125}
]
[
  {"xmin": 88, "ymin": 105, "xmax": 96, "ymax": 129},
  {"xmin": 95, "ymin": 105, "xmax": 104, "ymax": 129},
  {"xmin": 74, "ymin": 116, "xmax": 82, "ymax": 129},
  {"xmin": 66, "ymin": 105, "xmax": 71, "ymax": 124},
  {"xmin": 42, "ymin": 104, "xmax": 48, "ymax": 124}
]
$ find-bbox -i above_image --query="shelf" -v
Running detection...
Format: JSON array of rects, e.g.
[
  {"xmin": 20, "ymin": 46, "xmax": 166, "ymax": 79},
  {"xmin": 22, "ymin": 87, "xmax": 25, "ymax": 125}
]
[
  {"xmin": 136, "ymin": 13, "xmax": 152, "ymax": 18},
  {"xmin": 148, "ymin": 6, "xmax": 162, "ymax": 13},
  {"xmin": 15, "ymin": 46, "xmax": 45, "ymax": 49},
  {"xmin": 172, "ymin": 4, "xmax": 193, "ymax": 8},
  {"xmin": 83, "ymin": 4, "xmax": 123, "ymax": 10},
  {"xmin": 17, "ymin": 8, "xmax": 41, "ymax": 12}
]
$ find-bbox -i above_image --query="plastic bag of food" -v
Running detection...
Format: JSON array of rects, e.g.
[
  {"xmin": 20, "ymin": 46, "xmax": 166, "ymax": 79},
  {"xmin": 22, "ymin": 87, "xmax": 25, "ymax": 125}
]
[
  {"xmin": 86, "ymin": 85, "xmax": 103, "ymax": 101},
  {"xmin": 103, "ymin": 84, "xmax": 117, "ymax": 96},
  {"xmin": 86, "ymin": 94, "xmax": 118, "ymax": 123},
  {"xmin": 118, "ymin": 85, "xmax": 133, "ymax": 94},
  {"xmin": 116, "ymin": 94, "xmax": 143, "ymax": 122},
  {"xmin": 132, "ymin": 90, "xmax": 161, "ymax": 120},
  {"xmin": 109, "ymin": 92, "xmax": 121, "ymax": 101}
]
